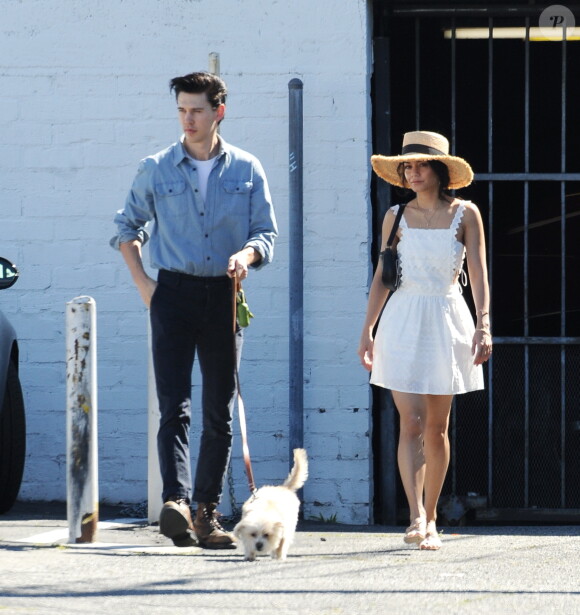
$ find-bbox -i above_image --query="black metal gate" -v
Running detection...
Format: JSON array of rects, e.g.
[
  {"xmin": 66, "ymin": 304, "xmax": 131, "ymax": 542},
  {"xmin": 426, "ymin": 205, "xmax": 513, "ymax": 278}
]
[{"xmin": 372, "ymin": 2, "xmax": 580, "ymax": 524}]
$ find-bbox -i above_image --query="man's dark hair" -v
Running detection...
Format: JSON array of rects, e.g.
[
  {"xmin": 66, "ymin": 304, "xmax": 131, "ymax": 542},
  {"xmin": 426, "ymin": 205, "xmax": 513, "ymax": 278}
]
[{"xmin": 169, "ymin": 72, "xmax": 227, "ymax": 108}]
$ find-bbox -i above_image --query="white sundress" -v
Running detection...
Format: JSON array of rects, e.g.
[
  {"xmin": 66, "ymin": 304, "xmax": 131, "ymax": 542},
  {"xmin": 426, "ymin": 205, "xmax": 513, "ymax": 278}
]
[{"xmin": 370, "ymin": 201, "xmax": 484, "ymax": 395}]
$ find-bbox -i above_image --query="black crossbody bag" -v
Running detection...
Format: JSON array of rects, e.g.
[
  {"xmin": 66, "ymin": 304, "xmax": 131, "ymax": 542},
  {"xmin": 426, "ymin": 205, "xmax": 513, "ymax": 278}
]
[{"xmin": 380, "ymin": 204, "xmax": 406, "ymax": 291}]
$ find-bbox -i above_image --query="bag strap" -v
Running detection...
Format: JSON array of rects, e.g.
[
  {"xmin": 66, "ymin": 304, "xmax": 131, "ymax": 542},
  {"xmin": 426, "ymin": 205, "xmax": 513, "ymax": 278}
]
[
  {"xmin": 385, "ymin": 204, "xmax": 406, "ymax": 248},
  {"xmin": 231, "ymin": 275, "xmax": 257, "ymax": 495}
]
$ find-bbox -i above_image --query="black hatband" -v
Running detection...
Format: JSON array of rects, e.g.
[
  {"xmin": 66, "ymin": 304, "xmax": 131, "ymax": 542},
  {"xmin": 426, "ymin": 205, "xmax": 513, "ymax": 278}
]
[{"xmin": 401, "ymin": 144, "xmax": 446, "ymax": 156}]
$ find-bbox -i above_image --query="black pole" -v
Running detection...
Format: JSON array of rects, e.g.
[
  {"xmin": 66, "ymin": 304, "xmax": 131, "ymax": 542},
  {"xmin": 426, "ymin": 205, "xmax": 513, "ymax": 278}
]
[
  {"xmin": 372, "ymin": 35, "xmax": 397, "ymax": 526},
  {"xmin": 288, "ymin": 78, "xmax": 304, "ymax": 464}
]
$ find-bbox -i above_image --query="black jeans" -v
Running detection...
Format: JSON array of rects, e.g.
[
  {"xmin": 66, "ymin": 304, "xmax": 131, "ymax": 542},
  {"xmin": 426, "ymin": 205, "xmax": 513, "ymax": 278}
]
[{"xmin": 150, "ymin": 270, "xmax": 243, "ymax": 504}]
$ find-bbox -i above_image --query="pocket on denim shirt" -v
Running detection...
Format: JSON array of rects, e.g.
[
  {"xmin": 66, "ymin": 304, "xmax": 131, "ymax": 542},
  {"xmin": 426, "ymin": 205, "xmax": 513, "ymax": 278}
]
[
  {"xmin": 222, "ymin": 180, "xmax": 253, "ymax": 195},
  {"xmin": 155, "ymin": 180, "xmax": 187, "ymax": 197},
  {"xmin": 221, "ymin": 180, "xmax": 252, "ymax": 216},
  {"xmin": 154, "ymin": 180, "xmax": 189, "ymax": 217}
]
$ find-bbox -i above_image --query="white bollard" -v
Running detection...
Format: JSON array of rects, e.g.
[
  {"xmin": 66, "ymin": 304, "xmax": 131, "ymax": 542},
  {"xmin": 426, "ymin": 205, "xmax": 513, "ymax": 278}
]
[
  {"xmin": 147, "ymin": 318, "xmax": 163, "ymax": 523},
  {"xmin": 208, "ymin": 51, "xmax": 220, "ymax": 76},
  {"xmin": 205, "ymin": 49, "xmax": 234, "ymax": 516},
  {"xmin": 65, "ymin": 296, "xmax": 99, "ymax": 543}
]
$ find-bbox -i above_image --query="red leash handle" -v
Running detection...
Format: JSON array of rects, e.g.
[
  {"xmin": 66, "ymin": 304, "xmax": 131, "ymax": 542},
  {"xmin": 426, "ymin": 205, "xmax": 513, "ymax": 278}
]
[{"xmin": 232, "ymin": 274, "xmax": 257, "ymax": 494}]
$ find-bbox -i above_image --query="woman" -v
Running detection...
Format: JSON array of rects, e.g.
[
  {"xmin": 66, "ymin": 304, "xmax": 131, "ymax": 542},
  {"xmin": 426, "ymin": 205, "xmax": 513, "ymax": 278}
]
[{"xmin": 358, "ymin": 131, "xmax": 492, "ymax": 550}]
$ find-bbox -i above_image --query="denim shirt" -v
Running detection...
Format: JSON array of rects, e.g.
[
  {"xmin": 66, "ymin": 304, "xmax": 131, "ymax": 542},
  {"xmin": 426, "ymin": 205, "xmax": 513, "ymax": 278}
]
[{"xmin": 110, "ymin": 136, "xmax": 278, "ymax": 276}]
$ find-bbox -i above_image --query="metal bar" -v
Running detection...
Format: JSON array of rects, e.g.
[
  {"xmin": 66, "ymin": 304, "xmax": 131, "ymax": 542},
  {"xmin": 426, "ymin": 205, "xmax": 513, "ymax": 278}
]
[
  {"xmin": 487, "ymin": 16, "xmax": 494, "ymax": 178},
  {"xmin": 207, "ymin": 53, "xmax": 233, "ymax": 515},
  {"xmin": 451, "ymin": 18, "xmax": 456, "ymax": 153},
  {"xmin": 487, "ymin": 16, "xmax": 494, "ymax": 507},
  {"xmin": 494, "ymin": 337, "xmax": 580, "ymax": 345},
  {"xmin": 523, "ymin": 319, "xmax": 530, "ymax": 508},
  {"xmin": 523, "ymin": 19, "xmax": 530, "ymax": 508},
  {"xmin": 451, "ymin": 398, "xmax": 457, "ymax": 494},
  {"xmin": 372, "ymin": 36, "xmax": 397, "ymax": 525},
  {"xmin": 447, "ymin": 16, "xmax": 457, "ymax": 493},
  {"xmin": 415, "ymin": 18, "xmax": 420, "ymax": 129},
  {"xmin": 561, "ymin": 33, "xmax": 568, "ymax": 508},
  {"xmin": 392, "ymin": 5, "xmax": 580, "ymax": 18},
  {"xmin": 381, "ymin": 390, "xmax": 398, "ymax": 525},
  {"xmin": 66, "ymin": 296, "xmax": 99, "ymax": 544},
  {"xmin": 373, "ymin": 37, "xmax": 392, "ymax": 236},
  {"xmin": 475, "ymin": 173, "xmax": 580, "ymax": 181},
  {"xmin": 288, "ymin": 79, "xmax": 304, "ymax": 461},
  {"xmin": 506, "ymin": 210, "xmax": 580, "ymax": 235},
  {"xmin": 208, "ymin": 52, "xmax": 220, "ymax": 76},
  {"xmin": 560, "ymin": 190, "xmax": 567, "ymax": 506},
  {"xmin": 209, "ymin": 53, "xmax": 221, "ymax": 137}
]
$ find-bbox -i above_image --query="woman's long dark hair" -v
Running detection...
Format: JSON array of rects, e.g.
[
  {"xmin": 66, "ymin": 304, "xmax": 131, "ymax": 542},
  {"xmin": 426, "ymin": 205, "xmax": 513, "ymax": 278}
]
[{"xmin": 397, "ymin": 160, "xmax": 452, "ymax": 201}]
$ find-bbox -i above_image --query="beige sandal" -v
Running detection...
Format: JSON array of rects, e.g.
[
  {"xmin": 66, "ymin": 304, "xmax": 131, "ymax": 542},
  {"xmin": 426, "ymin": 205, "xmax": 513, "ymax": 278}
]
[
  {"xmin": 419, "ymin": 521, "xmax": 442, "ymax": 550},
  {"xmin": 404, "ymin": 518, "xmax": 426, "ymax": 544}
]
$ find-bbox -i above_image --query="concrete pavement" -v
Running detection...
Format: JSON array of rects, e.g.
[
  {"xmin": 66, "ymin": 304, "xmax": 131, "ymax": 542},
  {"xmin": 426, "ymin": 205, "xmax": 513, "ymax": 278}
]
[{"xmin": 0, "ymin": 501, "xmax": 579, "ymax": 614}]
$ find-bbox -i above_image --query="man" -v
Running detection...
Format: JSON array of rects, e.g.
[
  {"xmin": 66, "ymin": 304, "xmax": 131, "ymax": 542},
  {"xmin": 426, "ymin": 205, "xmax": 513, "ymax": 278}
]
[{"xmin": 111, "ymin": 72, "xmax": 278, "ymax": 549}]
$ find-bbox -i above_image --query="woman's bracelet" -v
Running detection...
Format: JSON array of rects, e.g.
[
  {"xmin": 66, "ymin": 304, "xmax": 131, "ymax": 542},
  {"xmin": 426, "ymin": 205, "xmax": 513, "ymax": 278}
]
[{"xmin": 475, "ymin": 327, "xmax": 491, "ymax": 335}]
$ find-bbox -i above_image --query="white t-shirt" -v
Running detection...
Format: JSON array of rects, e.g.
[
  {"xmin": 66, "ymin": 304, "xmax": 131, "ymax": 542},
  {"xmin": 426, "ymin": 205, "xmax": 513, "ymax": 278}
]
[{"xmin": 194, "ymin": 156, "xmax": 219, "ymax": 203}]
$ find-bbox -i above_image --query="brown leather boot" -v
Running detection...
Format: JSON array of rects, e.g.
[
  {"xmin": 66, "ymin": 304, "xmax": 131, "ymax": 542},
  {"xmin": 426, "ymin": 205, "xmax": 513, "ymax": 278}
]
[
  {"xmin": 159, "ymin": 499, "xmax": 198, "ymax": 547},
  {"xmin": 193, "ymin": 502, "xmax": 236, "ymax": 549}
]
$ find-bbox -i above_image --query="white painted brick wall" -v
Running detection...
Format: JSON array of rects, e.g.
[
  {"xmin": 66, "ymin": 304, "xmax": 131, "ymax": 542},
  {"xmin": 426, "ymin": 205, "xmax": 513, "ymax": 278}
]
[{"xmin": 1, "ymin": 0, "xmax": 374, "ymax": 524}]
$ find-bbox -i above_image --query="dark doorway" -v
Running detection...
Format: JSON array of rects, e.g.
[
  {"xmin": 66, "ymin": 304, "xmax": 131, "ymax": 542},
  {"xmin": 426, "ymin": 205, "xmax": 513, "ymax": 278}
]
[{"xmin": 371, "ymin": 2, "xmax": 580, "ymax": 524}]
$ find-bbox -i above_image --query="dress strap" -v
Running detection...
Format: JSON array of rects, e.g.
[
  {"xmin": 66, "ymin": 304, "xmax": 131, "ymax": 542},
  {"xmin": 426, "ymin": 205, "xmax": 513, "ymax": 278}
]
[
  {"xmin": 450, "ymin": 201, "xmax": 469, "ymax": 294},
  {"xmin": 449, "ymin": 201, "xmax": 468, "ymax": 235}
]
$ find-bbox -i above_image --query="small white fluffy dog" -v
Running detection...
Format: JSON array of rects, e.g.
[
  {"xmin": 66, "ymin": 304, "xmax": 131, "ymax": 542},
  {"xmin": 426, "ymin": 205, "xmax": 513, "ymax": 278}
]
[{"xmin": 234, "ymin": 448, "xmax": 308, "ymax": 561}]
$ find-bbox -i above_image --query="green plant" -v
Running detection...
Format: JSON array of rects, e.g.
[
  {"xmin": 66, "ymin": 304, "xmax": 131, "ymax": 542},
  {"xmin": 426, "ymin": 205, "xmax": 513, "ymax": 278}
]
[{"xmin": 311, "ymin": 512, "xmax": 338, "ymax": 524}]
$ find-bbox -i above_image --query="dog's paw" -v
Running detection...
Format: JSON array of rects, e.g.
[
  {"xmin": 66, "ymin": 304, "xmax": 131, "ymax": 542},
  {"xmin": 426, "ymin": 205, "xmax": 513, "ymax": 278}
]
[
  {"xmin": 272, "ymin": 551, "xmax": 287, "ymax": 561},
  {"xmin": 244, "ymin": 553, "xmax": 257, "ymax": 562}
]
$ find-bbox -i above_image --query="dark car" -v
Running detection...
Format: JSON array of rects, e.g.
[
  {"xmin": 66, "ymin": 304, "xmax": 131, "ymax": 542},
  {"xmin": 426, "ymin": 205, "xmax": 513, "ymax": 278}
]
[{"xmin": 0, "ymin": 257, "xmax": 25, "ymax": 513}]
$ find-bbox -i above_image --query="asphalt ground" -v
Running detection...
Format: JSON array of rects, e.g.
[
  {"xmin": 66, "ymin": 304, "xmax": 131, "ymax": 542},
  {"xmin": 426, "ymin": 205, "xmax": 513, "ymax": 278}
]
[{"xmin": 0, "ymin": 501, "xmax": 579, "ymax": 615}]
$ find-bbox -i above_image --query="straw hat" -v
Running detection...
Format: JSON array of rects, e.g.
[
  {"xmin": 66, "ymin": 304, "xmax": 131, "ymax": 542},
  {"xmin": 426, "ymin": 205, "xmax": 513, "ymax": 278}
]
[{"xmin": 371, "ymin": 131, "xmax": 474, "ymax": 190}]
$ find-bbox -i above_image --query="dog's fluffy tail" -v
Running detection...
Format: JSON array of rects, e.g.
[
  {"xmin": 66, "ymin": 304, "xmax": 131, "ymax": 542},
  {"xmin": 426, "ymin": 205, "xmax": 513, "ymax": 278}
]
[{"xmin": 283, "ymin": 448, "xmax": 308, "ymax": 491}]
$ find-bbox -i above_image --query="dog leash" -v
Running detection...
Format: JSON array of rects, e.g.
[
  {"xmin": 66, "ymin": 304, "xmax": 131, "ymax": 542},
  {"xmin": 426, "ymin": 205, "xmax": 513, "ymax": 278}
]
[{"xmin": 232, "ymin": 274, "xmax": 258, "ymax": 495}]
